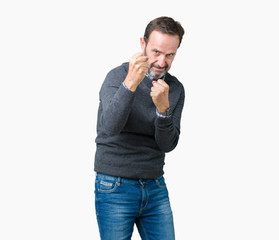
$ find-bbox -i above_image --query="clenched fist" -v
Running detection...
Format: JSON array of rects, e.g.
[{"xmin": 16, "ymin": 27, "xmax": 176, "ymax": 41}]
[
  {"xmin": 124, "ymin": 52, "xmax": 149, "ymax": 92},
  {"xmin": 151, "ymin": 79, "xmax": 170, "ymax": 114}
]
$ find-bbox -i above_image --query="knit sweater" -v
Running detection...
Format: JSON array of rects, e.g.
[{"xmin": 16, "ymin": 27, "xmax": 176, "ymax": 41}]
[{"xmin": 94, "ymin": 62, "xmax": 185, "ymax": 179}]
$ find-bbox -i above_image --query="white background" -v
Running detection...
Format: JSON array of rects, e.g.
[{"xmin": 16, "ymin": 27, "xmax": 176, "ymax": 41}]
[{"xmin": 1, "ymin": 0, "xmax": 278, "ymax": 239}]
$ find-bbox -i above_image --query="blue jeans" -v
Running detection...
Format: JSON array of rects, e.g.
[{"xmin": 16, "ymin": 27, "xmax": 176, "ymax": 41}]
[{"xmin": 95, "ymin": 173, "xmax": 175, "ymax": 240}]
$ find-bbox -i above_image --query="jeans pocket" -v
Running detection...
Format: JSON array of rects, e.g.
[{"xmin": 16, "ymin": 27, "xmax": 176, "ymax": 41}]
[
  {"xmin": 97, "ymin": 178, "xmax": 120, "ymax": 193},
  {"xmin": 155, "ymin": 176, "xmax": 167, "ymax": 188}
]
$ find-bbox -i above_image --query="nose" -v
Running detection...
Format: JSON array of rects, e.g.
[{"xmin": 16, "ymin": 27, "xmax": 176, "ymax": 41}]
[{"xmin": 157, "ymin": 55, "xmax": 166, "ymax": 68}]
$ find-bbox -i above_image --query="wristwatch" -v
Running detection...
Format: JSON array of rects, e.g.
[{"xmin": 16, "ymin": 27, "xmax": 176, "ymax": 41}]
[
  {"xmin": 165, "ymin": 107, "xmax": 171, "ymax": 117},
  {"xmin": 157, "ymin": 107, "xmax": 171, "ymax": 118}
]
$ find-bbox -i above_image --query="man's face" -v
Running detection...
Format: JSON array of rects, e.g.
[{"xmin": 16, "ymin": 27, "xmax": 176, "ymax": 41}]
[{"xmin": 141, "ymin": 30, "xmax": 180, "ymax": 80}]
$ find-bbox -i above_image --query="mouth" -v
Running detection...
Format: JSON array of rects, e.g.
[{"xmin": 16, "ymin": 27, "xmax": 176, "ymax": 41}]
[
  {"xmin": 154, "ymin": 66, "xmax": 164, "ymax": 71},
  {"xmin": 153, "ymin": 66, "xmax": 166, "ymax": 73},
  {"xmin": 148, "ymin": 63, "xmax": 168, "ymax": 80}
]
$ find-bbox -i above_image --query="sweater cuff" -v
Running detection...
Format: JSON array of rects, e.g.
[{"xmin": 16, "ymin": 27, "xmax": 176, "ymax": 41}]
[
  {"xmin": 156, "ymin": 114, "xmax": 173, "ymax": 126},
  {"xmin": 156, "ymin": 109, "xmax": 171, "ymax": 118},
  {"xmin": 122, "ymin": 81, "xmax": 135, "ymax": 93}
]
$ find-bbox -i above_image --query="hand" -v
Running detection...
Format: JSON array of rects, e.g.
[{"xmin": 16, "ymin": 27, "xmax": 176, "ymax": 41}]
[
  {"xmin": 124, "ymin": 52, "xmax": 149, "ymax": 92},
  {"xmin": 150, "ymin": 79, "xmax": 170, "ymax": 113}
]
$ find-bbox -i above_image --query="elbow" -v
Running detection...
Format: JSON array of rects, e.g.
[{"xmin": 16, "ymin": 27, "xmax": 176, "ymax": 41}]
[
  {"xmin": 101, "ymin": 119, "xmax": 123, "ymax": 137},
  {"xmin": 164, "ymin": 144, "xmax": 178, "ymax": 153},
  {"xmin": 102, "ymin": 123, "xmax": 122, "ymax": 137},
  {"xmin": 158, "ymin": 136, "xmax": 179, "ymax": 153}
]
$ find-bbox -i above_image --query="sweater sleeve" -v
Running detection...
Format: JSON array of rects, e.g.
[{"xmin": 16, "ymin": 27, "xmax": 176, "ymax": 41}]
[
  {"xmin": 99, "ymin": 66, "xmax": 136, "ymax": 136},
  {"xmin": 154, "ymin": 85, "xmax": 185, "ymax": 152}
]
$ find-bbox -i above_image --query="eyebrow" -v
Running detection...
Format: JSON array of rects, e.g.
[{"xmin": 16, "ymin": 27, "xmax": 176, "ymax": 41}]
[
  {"xmin": 152, "ymin": 48, "xmax": 176, "ymax": 56},
  {"xmin": 152, "ymin": 48, "xmax": 161, "ymax": 53}
]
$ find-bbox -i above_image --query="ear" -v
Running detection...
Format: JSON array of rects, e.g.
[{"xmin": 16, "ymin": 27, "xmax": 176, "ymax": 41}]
[{"xmin": 140, "ymin": 37, "xmax": 146, "ymax": 51}]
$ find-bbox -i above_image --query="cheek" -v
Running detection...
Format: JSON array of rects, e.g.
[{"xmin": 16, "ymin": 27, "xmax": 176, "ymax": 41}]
[{"xmin": 148, "ymin": 57, "xmax": 157, "ymax": 67}]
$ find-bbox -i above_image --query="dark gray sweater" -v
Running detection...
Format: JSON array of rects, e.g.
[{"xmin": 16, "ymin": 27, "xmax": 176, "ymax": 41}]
[{"xmin": 94, "ymin": 62, "xmax": 185, "ymax": 179}]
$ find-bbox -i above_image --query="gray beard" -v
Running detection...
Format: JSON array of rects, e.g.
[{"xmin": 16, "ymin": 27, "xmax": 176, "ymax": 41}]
[{"xmin": 148, "ymin": 68, "xmax": 166, "ymax": 80}]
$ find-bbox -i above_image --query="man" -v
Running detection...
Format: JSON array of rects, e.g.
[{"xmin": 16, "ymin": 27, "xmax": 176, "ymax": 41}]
[{"xmin": 94, "ymin": 16, "xmax": 185, "ymax": 240}]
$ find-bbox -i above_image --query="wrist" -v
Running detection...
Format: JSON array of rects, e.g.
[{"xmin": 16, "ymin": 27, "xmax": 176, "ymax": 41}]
[
  {"xmin": 157, "ymin": 107, "xmax": 171, "ymax": 117},
  {"xmin": 124, "ymin": 77, "xmax": 138, "ymax": 92},
  {"xmin": 157, "ymin": 105, "xmax": 170, "ymax": 114}
]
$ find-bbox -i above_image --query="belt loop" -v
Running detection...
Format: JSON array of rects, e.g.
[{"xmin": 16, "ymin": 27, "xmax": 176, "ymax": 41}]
[{"xmin": 117, "ymin": 177, "xmax": 121, "ymax": 186}]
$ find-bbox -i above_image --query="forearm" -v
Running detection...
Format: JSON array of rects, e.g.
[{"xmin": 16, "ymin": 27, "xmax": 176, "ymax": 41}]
[
  {"xmin": 155, "ymin": 116, "xmax": 180, "ymax": 152},
  {"xmin": 154, "ymin": 86, "xmax": 185, "ymax": 152},
  {"xmin": 100, "ymin": 83, "xmax": 135, "ymax": 136}
]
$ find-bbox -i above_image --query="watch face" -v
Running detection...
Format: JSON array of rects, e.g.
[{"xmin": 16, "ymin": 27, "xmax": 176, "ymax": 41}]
[{"xmin": 167, "ymin": 108, "xmax": 171, "ymax": 116}]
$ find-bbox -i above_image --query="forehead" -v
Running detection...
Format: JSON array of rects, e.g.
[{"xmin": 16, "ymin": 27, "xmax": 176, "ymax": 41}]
[{"xmin": 147, "ymin": 30, "xmax": 180, "ymax": 52}]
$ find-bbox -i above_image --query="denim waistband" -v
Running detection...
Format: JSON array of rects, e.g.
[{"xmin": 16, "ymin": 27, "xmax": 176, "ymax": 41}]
[{"xmin": 96, "ymin": 172, "xmax": 163, "ymax": 185}]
